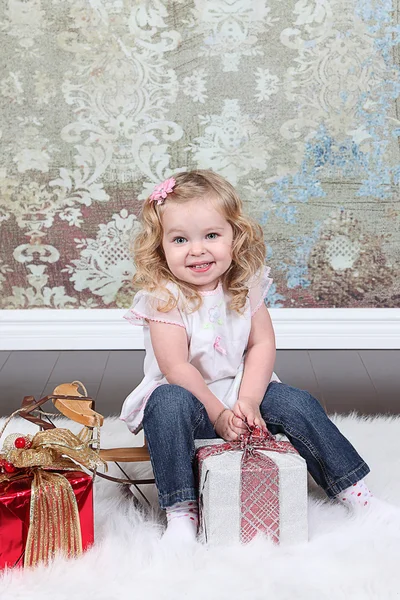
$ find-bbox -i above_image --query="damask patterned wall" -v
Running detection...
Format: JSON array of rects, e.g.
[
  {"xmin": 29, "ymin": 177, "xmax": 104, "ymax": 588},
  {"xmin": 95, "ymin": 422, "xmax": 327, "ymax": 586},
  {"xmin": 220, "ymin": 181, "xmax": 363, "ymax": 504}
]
[{"xmin": 0, "ymin": 0, "xmax": 399, "ymax": 310}]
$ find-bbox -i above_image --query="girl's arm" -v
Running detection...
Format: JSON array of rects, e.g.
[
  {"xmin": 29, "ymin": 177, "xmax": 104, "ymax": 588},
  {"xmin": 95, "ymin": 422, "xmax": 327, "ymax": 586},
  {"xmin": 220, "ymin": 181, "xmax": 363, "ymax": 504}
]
[
  {"xmin": 149, "ymin": 320, "xmax": 242, "ymax": 429},
  {"xmin": 235, "ymin": 304, "xmax": 276, "ymax": 427}
]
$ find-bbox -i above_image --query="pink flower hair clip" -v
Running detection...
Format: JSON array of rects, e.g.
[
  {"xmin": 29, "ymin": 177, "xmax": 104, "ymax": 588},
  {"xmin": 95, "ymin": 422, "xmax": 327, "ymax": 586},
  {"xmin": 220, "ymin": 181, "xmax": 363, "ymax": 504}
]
[{"xmin": 149, "ymin": 177, "xmax": 176, "ymax": 205}]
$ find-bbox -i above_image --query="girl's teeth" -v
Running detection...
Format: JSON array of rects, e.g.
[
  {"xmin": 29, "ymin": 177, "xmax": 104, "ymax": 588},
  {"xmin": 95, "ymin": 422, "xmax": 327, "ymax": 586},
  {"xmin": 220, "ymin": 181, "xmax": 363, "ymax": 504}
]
[{"xmin": 194, "ymin": 263, "xmax": 209, "ymax": 268}]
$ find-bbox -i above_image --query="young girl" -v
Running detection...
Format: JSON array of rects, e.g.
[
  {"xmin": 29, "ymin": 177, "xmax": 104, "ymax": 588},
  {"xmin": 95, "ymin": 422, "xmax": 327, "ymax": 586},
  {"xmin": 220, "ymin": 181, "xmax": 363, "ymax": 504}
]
[{"xmin": 120, "ymin": 169, "xmax": 373, "ymax": 545}]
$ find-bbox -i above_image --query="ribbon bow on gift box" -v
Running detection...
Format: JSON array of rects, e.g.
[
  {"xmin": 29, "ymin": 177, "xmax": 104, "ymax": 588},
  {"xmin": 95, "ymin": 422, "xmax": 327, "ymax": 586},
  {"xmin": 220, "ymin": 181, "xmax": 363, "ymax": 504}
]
[
  {"xmin": 197, "ymin": 426, "xmax": 299, "ymax": 544},
  {"xmin": 0, "ymin": 418, "xmax": 105, "ymax": 567}
]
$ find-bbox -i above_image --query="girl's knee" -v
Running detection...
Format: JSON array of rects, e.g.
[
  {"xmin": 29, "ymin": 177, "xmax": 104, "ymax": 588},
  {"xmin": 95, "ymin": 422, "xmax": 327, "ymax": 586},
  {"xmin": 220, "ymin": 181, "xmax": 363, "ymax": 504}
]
[
  {"xmin": 144, "ymin": 384, "xmax": 195, "ymax": 421},
  {"xmin": 263, "ymin": 383, "xmax": 321, "ymax": 421}
]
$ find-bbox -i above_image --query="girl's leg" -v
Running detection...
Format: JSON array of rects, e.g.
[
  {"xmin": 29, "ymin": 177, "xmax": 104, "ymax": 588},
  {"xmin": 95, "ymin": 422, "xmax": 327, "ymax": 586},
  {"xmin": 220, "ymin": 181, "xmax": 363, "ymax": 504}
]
[
  {"xmin": 143, "ymin": 383, "xmax": 217, "ymax": 540},
  {"xmin": 260, "ymin": 382, "xmax": 371, "ymax": 502}
]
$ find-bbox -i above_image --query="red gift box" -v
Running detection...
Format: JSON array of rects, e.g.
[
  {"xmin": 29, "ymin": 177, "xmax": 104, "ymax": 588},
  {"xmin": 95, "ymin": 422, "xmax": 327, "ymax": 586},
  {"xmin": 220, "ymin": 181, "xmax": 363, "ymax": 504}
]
[{"xmin": 0, "ymin": 470, "xmax": 93, "ymax": 570}]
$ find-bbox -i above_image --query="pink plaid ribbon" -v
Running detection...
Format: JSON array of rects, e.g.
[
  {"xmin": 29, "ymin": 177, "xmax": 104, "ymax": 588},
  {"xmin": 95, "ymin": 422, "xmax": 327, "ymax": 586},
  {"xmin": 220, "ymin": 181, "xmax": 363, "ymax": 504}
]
[{"xmin": 197, "ymin": 427, "xmax": 298, "ymax": 544}]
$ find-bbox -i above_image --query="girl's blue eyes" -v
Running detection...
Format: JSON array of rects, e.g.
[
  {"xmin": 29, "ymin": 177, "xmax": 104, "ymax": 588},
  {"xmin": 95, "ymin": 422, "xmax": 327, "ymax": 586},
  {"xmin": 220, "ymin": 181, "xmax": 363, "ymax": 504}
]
[{"xmin": 173, "ymin": 233, "xmax": 219, "ymax": 244}]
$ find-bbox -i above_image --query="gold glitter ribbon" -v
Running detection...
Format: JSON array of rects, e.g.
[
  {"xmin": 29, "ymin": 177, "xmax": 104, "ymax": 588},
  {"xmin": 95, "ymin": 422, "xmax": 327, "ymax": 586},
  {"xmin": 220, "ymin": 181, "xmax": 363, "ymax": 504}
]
[
  {"xmin": 24, "ymin": 470, "xmax": 83, "ymax": 567},
  {"xmin": 0, "ymin": 425, "xmax": 106, "ymax": 567}
]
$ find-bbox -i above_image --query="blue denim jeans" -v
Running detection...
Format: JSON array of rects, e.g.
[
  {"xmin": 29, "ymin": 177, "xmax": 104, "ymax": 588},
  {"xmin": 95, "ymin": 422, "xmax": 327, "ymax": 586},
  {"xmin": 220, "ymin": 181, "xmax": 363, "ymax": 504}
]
[{"xmin": 142, "ymin": 382, "xmax": 370, "ymax": 509}]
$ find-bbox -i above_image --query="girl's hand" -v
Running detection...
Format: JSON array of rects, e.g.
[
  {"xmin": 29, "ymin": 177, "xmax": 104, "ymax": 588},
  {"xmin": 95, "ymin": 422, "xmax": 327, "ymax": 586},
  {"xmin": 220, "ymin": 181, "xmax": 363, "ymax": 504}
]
[
  {"xmin": 233, "ymin": 398, "xmax": 268, "ymax": 433},
  {"xmin": 214, "ymin": 409, "xmax": 247, "ymax": 441}
]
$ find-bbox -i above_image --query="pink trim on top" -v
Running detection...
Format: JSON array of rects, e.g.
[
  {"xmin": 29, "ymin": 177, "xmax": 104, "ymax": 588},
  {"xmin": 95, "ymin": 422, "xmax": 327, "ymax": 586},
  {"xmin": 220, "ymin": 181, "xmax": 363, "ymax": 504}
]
[
  {"xmin": 199, "ymin": 280, "xmax": 223, "ymax": 296},
  {"xmin": 250, "ymin": 272, "xmax": 273, "ymax": 317},
  {"xmin": 123, "ymin": 309, "xmax": 186, "ymax": 329},
  {"xmin": 120, "ymin": 382, "xmax": 163, "ymax": 422}
]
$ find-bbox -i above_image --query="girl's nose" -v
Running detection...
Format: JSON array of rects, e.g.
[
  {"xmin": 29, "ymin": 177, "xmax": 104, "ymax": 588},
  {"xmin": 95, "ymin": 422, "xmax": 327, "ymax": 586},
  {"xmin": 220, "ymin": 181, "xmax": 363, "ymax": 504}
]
[{"xmin": 190, "ymin": 242, "xmax": 206, "ymax": 255}]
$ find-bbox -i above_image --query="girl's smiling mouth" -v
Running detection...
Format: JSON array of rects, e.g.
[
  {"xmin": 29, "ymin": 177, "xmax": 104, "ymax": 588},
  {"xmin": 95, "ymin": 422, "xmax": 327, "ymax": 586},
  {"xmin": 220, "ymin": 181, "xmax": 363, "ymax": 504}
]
[{"xmin": 187, "ymin": 262, "xmax": 214, "ymax": 272}]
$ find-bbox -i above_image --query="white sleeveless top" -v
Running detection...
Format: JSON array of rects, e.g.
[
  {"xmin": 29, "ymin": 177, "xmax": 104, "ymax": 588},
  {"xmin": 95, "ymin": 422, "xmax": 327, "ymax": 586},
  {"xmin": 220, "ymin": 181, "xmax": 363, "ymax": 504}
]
[{"xmin": 120, "ymin": 266, "xmax": 280, "ymax": 433}]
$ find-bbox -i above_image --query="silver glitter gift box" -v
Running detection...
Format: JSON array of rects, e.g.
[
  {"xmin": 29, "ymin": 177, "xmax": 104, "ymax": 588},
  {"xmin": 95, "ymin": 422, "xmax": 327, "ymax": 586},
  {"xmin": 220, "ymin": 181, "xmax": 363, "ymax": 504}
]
[{"xmin": 195, "ymin": 436, "xmax": 308, "ymax": 546}]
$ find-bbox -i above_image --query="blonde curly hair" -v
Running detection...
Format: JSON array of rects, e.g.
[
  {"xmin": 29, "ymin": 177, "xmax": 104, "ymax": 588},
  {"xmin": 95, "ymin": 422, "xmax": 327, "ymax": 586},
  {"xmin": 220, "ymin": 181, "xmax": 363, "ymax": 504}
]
[{"xmin": 131, "ymin": 169, "xmax": 266, "ymax": 314}]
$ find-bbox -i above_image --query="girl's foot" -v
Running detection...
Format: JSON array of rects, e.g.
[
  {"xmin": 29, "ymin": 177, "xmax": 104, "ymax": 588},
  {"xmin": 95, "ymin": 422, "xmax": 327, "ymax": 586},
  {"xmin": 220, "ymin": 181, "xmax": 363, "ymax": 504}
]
[
  {"xmin": 162, "ymin": 500, "xmax": 199, "ymax": 546},
  {"xmin": 335, "ymin": 478, "xmax": 373, "ymax": 508}
]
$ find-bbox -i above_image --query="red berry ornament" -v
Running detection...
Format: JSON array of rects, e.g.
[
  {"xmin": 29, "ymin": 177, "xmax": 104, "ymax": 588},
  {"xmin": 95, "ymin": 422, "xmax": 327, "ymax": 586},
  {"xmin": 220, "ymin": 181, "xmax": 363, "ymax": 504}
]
[
  {"xmin": 14, "ymin": 437, "xmax": 27, "ymax": 449},
  {"xmin": 3, "ymin": 462, "xmax": 16, "ymax": 473}
]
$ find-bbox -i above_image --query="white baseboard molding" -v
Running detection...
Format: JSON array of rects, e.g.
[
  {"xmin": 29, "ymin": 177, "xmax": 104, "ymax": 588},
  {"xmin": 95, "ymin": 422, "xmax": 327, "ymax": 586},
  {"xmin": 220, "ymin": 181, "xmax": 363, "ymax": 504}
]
[{"xmin": 1, "ymin": 308, "xmax": 399, "ymax": 350}]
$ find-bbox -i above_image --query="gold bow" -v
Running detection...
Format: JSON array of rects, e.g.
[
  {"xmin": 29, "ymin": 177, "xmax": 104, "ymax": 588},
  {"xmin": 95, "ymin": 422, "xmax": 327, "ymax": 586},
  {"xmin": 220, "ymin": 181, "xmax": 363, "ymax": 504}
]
[{"xmin": 0, "ymin": 425, "xmax": 106, "ymax": 567}]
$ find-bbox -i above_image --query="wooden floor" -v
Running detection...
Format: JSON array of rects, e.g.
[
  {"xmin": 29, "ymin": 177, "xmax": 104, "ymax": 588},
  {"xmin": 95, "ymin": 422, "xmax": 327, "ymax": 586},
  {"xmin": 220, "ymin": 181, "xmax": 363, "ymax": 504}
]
[{"xmin": 0, "ymin": 350, "xmax": 399, "ymax": 418}]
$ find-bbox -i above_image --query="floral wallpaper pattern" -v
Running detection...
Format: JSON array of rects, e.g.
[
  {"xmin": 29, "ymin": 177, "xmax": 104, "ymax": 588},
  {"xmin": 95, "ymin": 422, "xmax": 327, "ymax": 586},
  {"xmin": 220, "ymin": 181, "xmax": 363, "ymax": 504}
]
[{"xmin": 0, "ymin": 0, "xmax": 399, "ymax": 310}]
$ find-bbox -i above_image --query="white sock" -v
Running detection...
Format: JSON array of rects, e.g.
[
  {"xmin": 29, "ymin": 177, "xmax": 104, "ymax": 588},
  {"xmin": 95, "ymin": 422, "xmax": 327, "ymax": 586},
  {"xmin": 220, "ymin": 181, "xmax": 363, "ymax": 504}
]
[
  {"xmin": 335, "ymin": 478, "xmax": 373, "ymax": 508},
  {"xmin": 163, "ymin": 500, "xmax": 199, "ymax": 544}
]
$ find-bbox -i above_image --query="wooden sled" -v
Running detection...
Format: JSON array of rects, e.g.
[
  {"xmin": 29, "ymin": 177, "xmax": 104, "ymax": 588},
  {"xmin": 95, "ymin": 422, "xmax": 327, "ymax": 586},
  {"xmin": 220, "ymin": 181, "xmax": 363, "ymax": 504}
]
[{"xmin": 20, "ymin": 382, "xmax": 154, "ymax": 507}]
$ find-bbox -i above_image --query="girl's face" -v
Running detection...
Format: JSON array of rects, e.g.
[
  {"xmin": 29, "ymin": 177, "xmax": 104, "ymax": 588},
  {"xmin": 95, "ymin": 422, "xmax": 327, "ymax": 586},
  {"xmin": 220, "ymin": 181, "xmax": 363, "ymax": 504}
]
[{"xmin": 161, "ymin": 197, "xmax": 234, "ymax": 292}]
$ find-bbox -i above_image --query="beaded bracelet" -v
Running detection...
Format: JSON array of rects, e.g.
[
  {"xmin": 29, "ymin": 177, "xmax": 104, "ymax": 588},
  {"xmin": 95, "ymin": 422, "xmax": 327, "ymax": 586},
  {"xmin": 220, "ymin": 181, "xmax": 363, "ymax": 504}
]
[{"xmin": 213, "ymin": 407, "xmax": 229, "ymax": 430}]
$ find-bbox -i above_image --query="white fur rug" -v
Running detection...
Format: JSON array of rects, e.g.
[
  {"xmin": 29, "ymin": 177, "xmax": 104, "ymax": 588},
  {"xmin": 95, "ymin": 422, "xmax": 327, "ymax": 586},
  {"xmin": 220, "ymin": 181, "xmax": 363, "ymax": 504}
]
[{"xmin": 1, "ymin": 413, "xmax": 400, "ymax": 600}]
